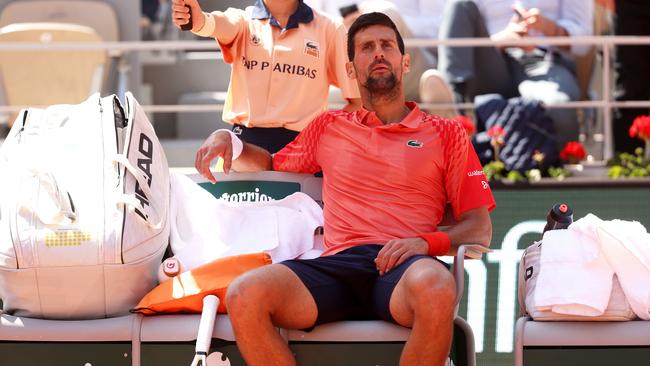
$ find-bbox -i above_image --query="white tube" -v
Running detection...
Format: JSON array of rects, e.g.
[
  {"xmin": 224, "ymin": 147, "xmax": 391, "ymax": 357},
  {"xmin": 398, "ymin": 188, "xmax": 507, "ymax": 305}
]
[{"xmin": 195, "ymin": 295, "xmax": 220, "ymax": 354}]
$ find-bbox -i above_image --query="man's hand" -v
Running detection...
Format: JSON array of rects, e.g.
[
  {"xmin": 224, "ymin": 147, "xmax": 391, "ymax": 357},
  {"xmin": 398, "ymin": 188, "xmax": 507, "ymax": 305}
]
[
  {"xmin": 490, "ymin": 16, "xmax": 532, "ymax": 50},
  {"xmin": 195, "ymin": 130, "xmax": 234, "ymax": 183},
  {"xmin": 375, "ymin": 237, "xmax": 429, "ymax": 276},
  {"xmin": 516, "ymin": 6, "xmax": 557, "ymax": 36},
  {"xmin": 171, "ymin": 0, "xmax": 204, "ymax": 31}
]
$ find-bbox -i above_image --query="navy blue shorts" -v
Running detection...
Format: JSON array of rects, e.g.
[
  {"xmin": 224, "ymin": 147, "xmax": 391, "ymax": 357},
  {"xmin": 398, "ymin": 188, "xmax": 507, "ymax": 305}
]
[
  {"xmin": 281, "ymin": 244, "xmax": 448, "ymax": 327},
  {"xmin": 232, "ymin": 125, "xmax": 298, "ymax": 154}
]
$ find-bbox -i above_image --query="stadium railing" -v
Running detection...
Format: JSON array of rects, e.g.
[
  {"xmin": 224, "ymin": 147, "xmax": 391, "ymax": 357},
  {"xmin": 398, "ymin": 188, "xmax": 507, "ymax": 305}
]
[{"xmin": 1, "ymin": 36, "xmax": 650, "ymax": 159}]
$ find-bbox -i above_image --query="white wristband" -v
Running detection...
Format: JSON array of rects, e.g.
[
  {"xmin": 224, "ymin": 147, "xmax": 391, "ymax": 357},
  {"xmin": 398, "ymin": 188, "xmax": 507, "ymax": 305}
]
[
  {"xmin": 214, "ymin": 129, "xmax": 243, "ymax": 160},
  {"xmin": 192, "ymin": 12, "xmax": 216, "ymax": 37}
]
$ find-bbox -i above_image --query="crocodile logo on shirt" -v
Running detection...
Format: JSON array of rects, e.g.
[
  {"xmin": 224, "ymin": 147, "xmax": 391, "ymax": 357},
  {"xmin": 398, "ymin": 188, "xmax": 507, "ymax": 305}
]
[
  {"xmin": 406, "ymin": 140, "xmax": 423, "ymax": 148},
  {"xmin": 250, "ymin": 34, "xmax": 261, "ymax": 46},
  {"xmin": 304, "ymin": 40, "xmax": 320, "ymax": 58}
]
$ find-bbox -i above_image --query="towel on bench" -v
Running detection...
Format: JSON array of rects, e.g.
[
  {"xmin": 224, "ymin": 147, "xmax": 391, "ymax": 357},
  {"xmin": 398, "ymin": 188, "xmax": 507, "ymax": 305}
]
[
  {"xmin": 169, "ymin": 173, "xmax": 323, "ymax": 272},
  {"xmin": 534, "ymin": 214, "xmax": 650, "ymax": 319}
]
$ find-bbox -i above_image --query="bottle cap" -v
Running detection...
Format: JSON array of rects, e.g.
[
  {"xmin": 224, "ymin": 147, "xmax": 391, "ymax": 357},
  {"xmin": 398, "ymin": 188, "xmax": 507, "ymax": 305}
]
[
  {"xmin": 162, "ymin": 258, "xmax": 181, "ymax": 277},
  {"xmin": 543, "ymin": 203, "xmax": 574, "ymax": 233}
]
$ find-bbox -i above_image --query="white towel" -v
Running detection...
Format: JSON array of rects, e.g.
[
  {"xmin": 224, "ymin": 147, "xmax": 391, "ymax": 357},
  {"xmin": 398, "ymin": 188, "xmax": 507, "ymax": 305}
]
[
  {"xmin": 169, "ymin": 173, "xmax": 323, "ymax": 271},
  {"xmin": 535, "ymin": 213, "xmax": 650, "ymax": 319},
  {"xmin": 568, "ymin": 213, "xmax": 605, "ymax": 249},
  {"xmin": 597, "ymin": 220, "xmax": 650, "ymax": 320},
  {"xmin": 534, "ymin": 228, "xmax": 614, "ymax": 316}
]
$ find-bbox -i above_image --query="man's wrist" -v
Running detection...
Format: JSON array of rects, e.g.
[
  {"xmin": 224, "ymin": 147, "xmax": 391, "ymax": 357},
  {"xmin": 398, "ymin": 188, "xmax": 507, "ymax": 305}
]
[
  {"xmin": 192, "ymin": 12, "xmax": 216, "ymax": 37},
  {"xmin": 213, "ymin": 129, "xmax": 243, "ymax": 160},
  {"xmin": 419, "ymin": 232, "xmax": 451, "ymax": 256}
]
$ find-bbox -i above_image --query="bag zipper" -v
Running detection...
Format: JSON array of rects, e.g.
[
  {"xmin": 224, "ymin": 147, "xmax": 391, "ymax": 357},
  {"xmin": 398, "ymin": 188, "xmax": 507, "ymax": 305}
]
[{"xmin": 8, "ymin": 110, "xmax": 32, "ymax": 269}]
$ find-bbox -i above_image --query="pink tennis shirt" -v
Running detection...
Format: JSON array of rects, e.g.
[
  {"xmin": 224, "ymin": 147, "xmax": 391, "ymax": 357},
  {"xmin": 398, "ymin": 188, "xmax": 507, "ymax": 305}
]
[
  {"xmin": 273, "ymin": 103, "xmax": 496, "ymax": 255},
  {"xmin": 212, "ymin": 1, "xmax": 360, "ymax": 131}
]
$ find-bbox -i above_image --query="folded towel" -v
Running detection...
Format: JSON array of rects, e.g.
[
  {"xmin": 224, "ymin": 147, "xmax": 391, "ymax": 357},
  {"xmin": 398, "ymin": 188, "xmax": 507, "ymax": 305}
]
[
  {"xmin": 597, "ymin": 221, "xmax": 650, "ymax": 320},
  {"xmin": 534, "ymin": 228, "xmax": 614, "ymax": 316},
  {"xmin": 567, "ymin": 213, "xmax": 605, "ymax": 252}
]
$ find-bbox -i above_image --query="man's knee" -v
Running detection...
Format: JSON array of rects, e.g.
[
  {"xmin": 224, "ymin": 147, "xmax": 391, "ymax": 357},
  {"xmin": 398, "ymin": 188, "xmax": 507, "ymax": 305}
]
[
  {"xmin": 406, "ymin": 263, "xmax": 456, "ymax": 309},
  {"xmin": 226, "ymin": 268, "xmax": 271, "ymax": 316}
]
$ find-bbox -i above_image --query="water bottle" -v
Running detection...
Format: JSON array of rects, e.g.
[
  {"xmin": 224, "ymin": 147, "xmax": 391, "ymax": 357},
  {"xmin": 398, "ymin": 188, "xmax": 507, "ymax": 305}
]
[{"xmin": 543, "ymin": 203, "xmax": 573, "ymax": 233}]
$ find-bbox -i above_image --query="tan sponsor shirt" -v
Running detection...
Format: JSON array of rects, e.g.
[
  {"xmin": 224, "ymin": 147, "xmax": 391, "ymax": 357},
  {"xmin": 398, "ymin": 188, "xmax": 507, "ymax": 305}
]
[{"xmin": 212, "ymin": 2, "xmax": 359, "ymax": 131}]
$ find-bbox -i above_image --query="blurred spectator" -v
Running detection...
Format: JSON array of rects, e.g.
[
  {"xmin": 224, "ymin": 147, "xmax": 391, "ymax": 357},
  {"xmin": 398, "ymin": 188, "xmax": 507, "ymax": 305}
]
[
  {"xmin": 308, "ymin": 0, "xmax": 445, "ymax": 39},
  {"xmin": 613, "ymin": 0, "xmax": 650, "ymax": 153},
  {"xmin": 307, "ymin": 0, "xmax": 444, "ymax": 101},
  {"xmin": 142, "ymin": 0, "xmax": 161, "ymax": 23},
  {"xmin": 304, "ymin": 0, "xmax": 356, "ymax": 18},
  {"xmin": 438, "ymin": 0, "xmax": 593, "ymax": 147},
  {"xmin": 142, "ymin": 0, "xmax": 172, "ymax": 41}
]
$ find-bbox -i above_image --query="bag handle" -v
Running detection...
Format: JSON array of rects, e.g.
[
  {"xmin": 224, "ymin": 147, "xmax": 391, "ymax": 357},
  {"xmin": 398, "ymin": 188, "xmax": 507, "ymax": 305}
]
[{"xmin": 112, "ymin": 154, "xmax": 163, "ymax": 230}]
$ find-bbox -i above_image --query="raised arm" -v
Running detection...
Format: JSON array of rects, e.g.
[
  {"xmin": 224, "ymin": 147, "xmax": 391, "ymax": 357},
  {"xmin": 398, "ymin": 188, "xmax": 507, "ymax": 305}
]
[{"xmin": 171, "ymin": 0, "xmax": 241, "ymax": 45}]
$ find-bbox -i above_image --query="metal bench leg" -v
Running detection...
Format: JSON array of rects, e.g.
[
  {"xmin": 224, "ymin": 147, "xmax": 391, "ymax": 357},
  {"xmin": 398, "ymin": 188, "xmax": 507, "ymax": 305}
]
[
  {"xmin": 514, "ymin": 317, "xmax": 528, "ymax": 366},
  {"xmin": 454, "ymin": 317, "xmax": 476, "ymax": 366}
]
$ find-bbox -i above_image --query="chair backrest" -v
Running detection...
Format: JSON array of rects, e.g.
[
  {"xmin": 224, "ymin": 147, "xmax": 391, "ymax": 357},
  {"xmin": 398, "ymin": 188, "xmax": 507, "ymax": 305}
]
[
  {"xmin": 0, "ymin": 23, "xmax": 107, "ymax": 126},
  {"xmin": 0, "ymin": 0, "xmax": 119, "ymax": 42}
]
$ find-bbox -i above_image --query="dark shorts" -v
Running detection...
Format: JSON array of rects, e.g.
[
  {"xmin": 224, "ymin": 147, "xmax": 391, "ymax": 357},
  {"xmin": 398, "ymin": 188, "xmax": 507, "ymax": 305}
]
[
  {"xmin": 232, "ymin": 125, "xmax": 298, "ymax": 154},
  {"xmin": 281, "ymin": 244, "xmax": 449, "ymax": 328}
]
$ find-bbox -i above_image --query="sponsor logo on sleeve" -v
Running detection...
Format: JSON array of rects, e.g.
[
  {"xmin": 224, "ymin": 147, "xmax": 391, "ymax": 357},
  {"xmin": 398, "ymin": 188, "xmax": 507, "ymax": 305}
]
[{"xmin": 467, "ymin": 170, "xmax": 489, "ymax": 189}]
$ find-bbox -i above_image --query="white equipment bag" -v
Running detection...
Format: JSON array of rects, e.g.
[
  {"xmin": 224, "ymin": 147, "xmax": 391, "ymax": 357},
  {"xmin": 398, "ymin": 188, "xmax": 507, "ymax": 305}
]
[
  {"xmin": 0, "ymin": 92, "xmax": 169, "ymax": 319},
  {"xmin": 518, "ymin": 241, "xmax": 636, "ymax": 321}
]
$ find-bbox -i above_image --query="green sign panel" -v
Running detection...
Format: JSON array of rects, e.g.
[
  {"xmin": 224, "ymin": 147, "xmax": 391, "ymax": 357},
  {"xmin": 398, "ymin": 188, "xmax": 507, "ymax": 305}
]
[{"xmin": 199, "ymin": 181, "xmax": 301, "ymax": 203}]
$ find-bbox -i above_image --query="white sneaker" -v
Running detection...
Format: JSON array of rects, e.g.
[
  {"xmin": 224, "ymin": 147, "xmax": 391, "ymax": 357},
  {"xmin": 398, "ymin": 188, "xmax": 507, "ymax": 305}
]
[
  {"xmin": 419, "ymin": 69, "xmax": 459, "ymax": 119},
  {"xmin": 444, "ymin": 357, "xmax": 455, "ymax": 366}
]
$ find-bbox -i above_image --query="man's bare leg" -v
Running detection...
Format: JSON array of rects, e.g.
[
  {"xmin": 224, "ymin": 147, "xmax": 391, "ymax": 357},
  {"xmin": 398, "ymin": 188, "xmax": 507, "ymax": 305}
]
[
  {"xmin": 389, "ymin": 258, "xmax": 456, "ymax": 366},
  {"xmin": 226, "ymin": 264, "xmax": 318, "ymax": 366}
]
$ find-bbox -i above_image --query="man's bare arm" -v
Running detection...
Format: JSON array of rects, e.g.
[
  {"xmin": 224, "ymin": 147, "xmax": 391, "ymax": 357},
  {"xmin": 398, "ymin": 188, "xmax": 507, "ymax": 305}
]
[
  {"xmin": 195, "ymin": 130, "xmax": 272, "ymax": 183},
  {"xmin": 439, "ymin": 206, "xmax": 492, "ymax": 254},
  {"xmin": 233, "ymin": 143, "xmax": 273, "ymax": 172},
  {"xmin": 171, "ymin": 0, "xmax": 240, "ymax": 44},
  {"xmin": 375, "ymin": 206, "xmax": 492, "ymax": 274}
]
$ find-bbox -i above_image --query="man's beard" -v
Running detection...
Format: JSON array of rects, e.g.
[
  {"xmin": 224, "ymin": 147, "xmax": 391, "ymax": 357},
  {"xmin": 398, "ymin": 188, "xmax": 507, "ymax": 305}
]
[{"xmin": 364, "ymin": 60, "xmax": 400, "ymax": 98}]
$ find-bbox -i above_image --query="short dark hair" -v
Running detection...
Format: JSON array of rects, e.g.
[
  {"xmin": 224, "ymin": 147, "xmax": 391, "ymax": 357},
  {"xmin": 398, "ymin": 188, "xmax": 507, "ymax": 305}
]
[{"xmin": 347, "ymin": 12, "xmax": 405, "ymax": 61}]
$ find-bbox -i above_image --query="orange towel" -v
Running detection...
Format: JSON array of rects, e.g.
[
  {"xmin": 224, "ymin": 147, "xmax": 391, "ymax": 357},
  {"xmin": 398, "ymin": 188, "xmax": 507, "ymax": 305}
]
[{"xmin": 132, "ymin": 252, "xmax": 271, "ymax": 315}]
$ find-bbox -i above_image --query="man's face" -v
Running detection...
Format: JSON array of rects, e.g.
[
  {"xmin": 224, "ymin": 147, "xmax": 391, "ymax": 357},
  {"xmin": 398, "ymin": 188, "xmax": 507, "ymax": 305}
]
[{"xmin": 348, "ymin": 25, "xmax": 409, "ymax": 95}]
